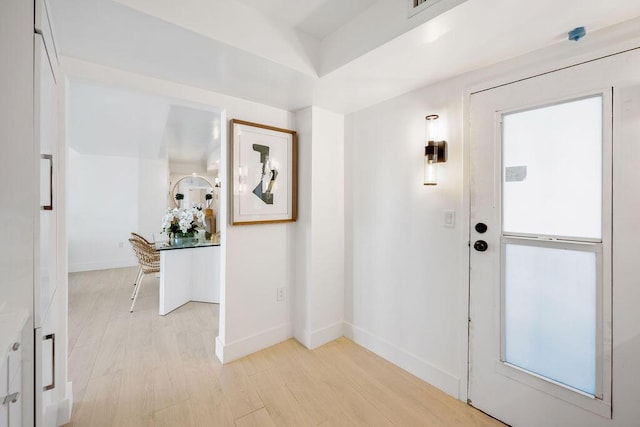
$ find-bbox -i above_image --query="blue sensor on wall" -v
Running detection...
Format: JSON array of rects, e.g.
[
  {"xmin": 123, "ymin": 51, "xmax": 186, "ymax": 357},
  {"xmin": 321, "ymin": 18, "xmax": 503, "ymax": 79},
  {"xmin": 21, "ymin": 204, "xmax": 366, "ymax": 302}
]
[{"xmin": 568, "ymin": 26, "xmax": 586, "ymax": 41}]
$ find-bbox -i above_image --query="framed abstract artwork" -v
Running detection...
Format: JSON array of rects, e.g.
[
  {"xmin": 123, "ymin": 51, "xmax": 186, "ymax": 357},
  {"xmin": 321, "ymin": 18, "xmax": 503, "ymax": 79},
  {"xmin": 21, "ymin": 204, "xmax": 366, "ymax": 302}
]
[{"xmin": 230, "ymin": 119, "xmax": 297, "ymax": 225}]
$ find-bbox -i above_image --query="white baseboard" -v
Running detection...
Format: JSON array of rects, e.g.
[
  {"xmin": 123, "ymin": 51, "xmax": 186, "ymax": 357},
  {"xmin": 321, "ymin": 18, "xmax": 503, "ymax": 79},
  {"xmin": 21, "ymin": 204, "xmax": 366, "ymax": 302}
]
[
  {"xmin": 215, "ymin": 335, "xmax": 225, "ymax": 363},
  {"xmin": 43, "ymin": 404, "xmax": 57, "ymax": 427},
  {"xmin": 344, "ymin": 322, "xmax": 460, "ymax": 398},
  {"xmin": 293, "ymin": 329, "xmax": 311, "ymax": 349},
  {"xmin": 216, "ymin": 322, "xmax": 292, "ymax": 363},
  {"xmin": 308, "ymin": 321, "xmax": 344, "ymax": 349},
  {"xmin": 68, "ymin": 258, "xmax": 137, "ymax": 273},
  {"xmin": 56, "ymin": 381, "xmax": 73, "ymax": 426}
]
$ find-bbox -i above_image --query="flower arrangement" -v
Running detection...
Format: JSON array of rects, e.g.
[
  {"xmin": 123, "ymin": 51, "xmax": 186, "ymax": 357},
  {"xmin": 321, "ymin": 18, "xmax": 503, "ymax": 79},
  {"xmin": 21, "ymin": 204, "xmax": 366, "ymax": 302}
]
[{"xmin": 161, "ymin": 207, "xmax": 205, "ymax": 239}]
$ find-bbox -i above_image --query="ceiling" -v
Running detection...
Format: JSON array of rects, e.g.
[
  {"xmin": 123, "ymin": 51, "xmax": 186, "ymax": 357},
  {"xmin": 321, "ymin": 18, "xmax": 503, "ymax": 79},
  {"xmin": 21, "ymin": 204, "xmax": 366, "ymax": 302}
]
[
  {"xmin": 233, "ymin": 0, "xmax": 374, "ymax": 39},
  {"xmin": 68, "ymin": 81, "xmax": 221, "ymax": 165},
  {"xmin": 165, "ymin": 105, "xmax": 221, "ymax": 166},
  {"xmin": 51, "ymin": 0, "xmax": 640, "ymax": 114}
]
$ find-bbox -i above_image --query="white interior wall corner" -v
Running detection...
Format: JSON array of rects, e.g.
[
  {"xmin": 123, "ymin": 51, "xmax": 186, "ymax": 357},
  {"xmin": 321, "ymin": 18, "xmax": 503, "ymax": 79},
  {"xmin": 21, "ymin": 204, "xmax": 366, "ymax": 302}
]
[
  {"xmin": 293, "ymin": 107, "xmax": 313, "ymax": 347},
  {"xmin": 292, "ymin": 107, "xmax": 345, "ymax": 349},
  {"xmin": 309, "ymin": 107, "xmax": 345, "ymax": 335},
  {"xmin": 344, "ymin": 84, "xmax": 466, "ymax": 397}
]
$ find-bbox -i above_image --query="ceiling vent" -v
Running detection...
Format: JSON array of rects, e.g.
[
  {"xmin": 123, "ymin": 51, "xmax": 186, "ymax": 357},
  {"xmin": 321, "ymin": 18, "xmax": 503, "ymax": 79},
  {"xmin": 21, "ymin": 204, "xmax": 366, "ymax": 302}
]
[{"xmin": 408, "ymin": 0, "xmax": 446, "ymax": 18}]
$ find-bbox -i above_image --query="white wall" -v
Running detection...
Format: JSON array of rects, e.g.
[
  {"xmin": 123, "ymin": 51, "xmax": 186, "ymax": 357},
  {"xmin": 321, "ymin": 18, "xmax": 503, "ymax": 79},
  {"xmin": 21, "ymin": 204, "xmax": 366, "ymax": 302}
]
[
  {"xmin": 67, "ymin": 148, "xmax": 168, "ymax": 271},
  {"xmin": 169, "ymin": 160, "xmax": 210, "ymax": 176},
  {"xmin": 221, "ymin": 112, "xmax": 296, "ymax": 359},
  {"xmin": 344, "ymin": 30, "xmax": 640, "ymax": 425},
  {"xmin": 345, "ymin": 77, "xmax": 465, "ymax": 397},
  {"xmin": 67, "ymin": 149, "xmax": 139, "ymax": 271},
  {"xmin": 612, "ymin": 82, "xmax": 640, "ymax": 426},
  {"xmin": 138, "ymin": 158, "xmax": 168, "ymax": 240},
  {"xmin": 294, "ymin": 107, "xmax": 345, "ymax": 349},
  {"xmin": 293, "ymin": 108, "xmax": 311, "ymax": 344}
]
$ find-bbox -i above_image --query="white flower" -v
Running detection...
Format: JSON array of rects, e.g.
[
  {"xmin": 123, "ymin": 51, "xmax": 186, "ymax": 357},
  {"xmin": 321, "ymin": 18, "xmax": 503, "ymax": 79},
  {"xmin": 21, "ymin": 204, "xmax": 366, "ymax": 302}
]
[{"xmin": 162, "ymin": 206, "xmax": 203, "ymax": 235}]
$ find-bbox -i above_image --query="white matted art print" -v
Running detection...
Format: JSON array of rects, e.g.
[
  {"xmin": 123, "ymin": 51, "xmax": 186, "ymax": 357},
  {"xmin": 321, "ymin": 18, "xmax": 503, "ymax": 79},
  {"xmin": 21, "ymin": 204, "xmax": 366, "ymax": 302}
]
[{"xmin": 231, "ymin": 119, "xmax": 297, "ymax": 224}]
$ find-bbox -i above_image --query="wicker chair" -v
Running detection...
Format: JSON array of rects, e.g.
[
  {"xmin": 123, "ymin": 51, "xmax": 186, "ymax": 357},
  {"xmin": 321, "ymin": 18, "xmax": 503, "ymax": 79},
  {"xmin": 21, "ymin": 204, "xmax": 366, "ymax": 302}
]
[
  {"xmin": 129, "ymin": 232, "xmax": 155, "ymax": 300},
  {"xmin": 130, "ymin": 232, "xmax": 152, "ymax": 245},
  {"xmin": 129, "ymin": 237, "xmax": 160, "ymax": 313}
]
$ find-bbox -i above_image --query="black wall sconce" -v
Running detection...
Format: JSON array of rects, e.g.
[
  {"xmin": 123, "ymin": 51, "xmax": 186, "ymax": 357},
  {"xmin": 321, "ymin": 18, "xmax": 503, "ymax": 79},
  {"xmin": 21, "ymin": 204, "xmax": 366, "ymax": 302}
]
[{"xmin": 424, "ymin": 114, "xmax": 447, "ymax": 185}]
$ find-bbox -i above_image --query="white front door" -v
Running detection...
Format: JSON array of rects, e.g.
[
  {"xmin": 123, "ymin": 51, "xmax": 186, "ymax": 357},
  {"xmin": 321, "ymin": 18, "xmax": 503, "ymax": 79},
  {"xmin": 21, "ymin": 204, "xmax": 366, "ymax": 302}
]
[{"xmin": 468, "ymin": 59, "xmax": 615, "ymax": 426}]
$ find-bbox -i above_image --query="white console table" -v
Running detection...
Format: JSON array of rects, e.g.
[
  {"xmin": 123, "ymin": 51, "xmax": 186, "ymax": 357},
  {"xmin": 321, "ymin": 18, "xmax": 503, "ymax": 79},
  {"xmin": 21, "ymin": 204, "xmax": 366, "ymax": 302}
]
[{"xmin": 155, "ymin": 241, "xmax": 221, "ymax": 316}]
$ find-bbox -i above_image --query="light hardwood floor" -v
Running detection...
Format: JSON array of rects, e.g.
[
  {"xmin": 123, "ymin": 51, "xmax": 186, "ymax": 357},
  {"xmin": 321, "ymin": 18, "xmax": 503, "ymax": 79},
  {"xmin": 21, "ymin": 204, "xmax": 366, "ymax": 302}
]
[{"xmin": 67, "ymin": 267, "xmax": 503, "ymax": 426}]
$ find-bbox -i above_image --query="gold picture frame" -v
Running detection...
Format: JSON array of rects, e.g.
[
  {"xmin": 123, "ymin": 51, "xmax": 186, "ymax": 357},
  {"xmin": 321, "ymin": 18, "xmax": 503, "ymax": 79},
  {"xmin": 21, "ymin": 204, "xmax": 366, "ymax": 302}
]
[{"xmin": 230, "ymin": 119, "xmax": 297, "ymax": 225}]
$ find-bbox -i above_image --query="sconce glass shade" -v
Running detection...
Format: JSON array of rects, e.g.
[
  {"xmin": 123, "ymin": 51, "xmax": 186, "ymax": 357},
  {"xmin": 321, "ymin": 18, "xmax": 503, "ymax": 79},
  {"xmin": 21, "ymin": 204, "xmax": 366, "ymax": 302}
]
[
  {"xmin": 425, "ymin": 114, "xmax": 439, "ymax": 141},
  {"xmin": 424, "ymin": 114, "xmax": 445, "ymax": 186},
  {"xmin": 424, "ymin": 145, "xmax": 438, "ymax": 185}
]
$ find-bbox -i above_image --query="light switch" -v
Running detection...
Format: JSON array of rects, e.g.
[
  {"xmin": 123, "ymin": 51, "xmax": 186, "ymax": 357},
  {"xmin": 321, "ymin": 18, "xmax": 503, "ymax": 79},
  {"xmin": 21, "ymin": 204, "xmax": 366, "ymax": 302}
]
[{"xmin": 444, "ymin": 210, "xmax": 455, "ymax": 228}]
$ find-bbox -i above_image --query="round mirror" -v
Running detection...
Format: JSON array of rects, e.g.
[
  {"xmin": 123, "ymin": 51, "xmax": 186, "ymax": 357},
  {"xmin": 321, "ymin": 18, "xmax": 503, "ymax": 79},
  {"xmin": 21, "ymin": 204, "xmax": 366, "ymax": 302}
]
[{"xmin": 171, "ymin": 175, "xmax": 214, "ymax": 209}]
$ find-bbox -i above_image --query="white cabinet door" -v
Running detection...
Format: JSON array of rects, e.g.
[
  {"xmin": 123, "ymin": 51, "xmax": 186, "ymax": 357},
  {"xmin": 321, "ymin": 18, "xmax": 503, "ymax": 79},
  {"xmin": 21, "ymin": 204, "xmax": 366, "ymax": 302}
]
[
  {"xmin": 35, "ymin": 301, "xmax": 59, "ymax": 427},
  {"xmin": 34, "ymin": 31, "xmax": 57, "ymax": 329},
  {"xmin": 6, "ymin": 334, "xmax": 21, "ymax": 427},
  {"xmin": 7, "ymin": 366, "xmax": 21, "ymax": 427},
  {"xmin": 0, "ymin": 402, "xmax": 6, "ymax": 427},
  {"xmin": 34, "ymin": 21, "xmax": 60, "ymax": 427},
  {"xmin": 38, "ymin": 295, "xmax": 58, "ymax": 427},
  {"xmin": 0, "ymin": 357, "xmax": 7, "ymax": 427}
]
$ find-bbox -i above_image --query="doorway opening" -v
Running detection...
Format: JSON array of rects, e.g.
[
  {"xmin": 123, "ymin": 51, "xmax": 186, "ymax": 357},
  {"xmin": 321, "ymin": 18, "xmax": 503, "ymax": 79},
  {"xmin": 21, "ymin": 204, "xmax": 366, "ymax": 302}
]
[{"xmin": 64, "ymin": 79, "xmax": 227, "ymax": 417}]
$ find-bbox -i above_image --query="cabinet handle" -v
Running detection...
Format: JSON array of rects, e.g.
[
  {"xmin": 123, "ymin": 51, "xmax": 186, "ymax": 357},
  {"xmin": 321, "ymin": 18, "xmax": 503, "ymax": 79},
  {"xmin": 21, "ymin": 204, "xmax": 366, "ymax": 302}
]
[
  {"xmin": 11, "ymin": 342, "xmax": 20, "ymax": 351},
  {"xmin": 41, "ymin": 154, "xmax": 53, "ymax": 211},
  {"xmin": 3, "ymin": 392, "xmax": 19, "ymax": 405},
  {"xmin": 43, "ymin": 333, "xmax": 55, "ymax": 391}
]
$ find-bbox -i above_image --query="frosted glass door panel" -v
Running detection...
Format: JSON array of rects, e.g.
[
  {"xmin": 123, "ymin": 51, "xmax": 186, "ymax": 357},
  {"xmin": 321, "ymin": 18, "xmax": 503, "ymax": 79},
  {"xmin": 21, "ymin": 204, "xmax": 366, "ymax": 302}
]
[
  {"xmin": 503, "ymin": 96, "xmax": 602, "ymax": 239},
  {"xmin": 504, "ymin": 243, "xmax": 596, "ymax": 395}
]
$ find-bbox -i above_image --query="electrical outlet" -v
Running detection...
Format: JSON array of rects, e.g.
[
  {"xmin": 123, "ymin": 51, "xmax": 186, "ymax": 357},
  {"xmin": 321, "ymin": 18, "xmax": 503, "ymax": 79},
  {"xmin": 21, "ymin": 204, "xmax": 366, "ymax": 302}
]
[{"xmin": 276, "ymin": 287, "xmax": 285, "ymax": 302}]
